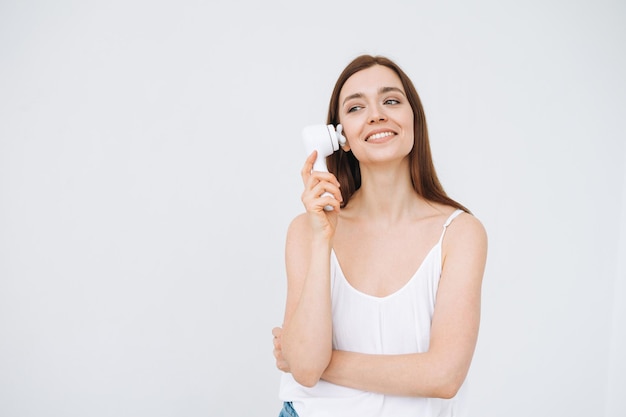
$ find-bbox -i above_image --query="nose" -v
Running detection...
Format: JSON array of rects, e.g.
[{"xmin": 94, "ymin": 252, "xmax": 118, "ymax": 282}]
[{"xmin": 368, "ymin": 104, "xmax": 387, "ymax": 123}]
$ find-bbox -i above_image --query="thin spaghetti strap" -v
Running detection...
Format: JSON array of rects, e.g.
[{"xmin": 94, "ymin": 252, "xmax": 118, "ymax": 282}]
[
  {"xmin": 443, "ymin": 209, "xmax": 464, "ymax": 228},
  {"xmin": 438, "ymin": 209, "xmax": 465, "ymax": 242}
]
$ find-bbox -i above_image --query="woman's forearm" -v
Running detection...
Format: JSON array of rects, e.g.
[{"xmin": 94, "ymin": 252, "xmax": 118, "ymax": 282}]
[{"xmin": 321, "ymin": 349, "xmax": 470, "ymax": 399}]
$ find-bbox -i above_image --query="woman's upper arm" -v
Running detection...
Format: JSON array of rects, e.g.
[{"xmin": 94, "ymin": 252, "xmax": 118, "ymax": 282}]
[
  {"xmin": 428, "ymin": 213, "xmax": 488, "ymax": 388},
  {"xmin": 282, "ymin": 213, "xmax": 311, "ymax": 328}
]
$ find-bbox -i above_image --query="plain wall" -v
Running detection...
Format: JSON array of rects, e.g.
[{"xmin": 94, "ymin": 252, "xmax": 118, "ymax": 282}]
[
  {"xmin": 1, "ymin": 1, "xmax": 624, "ymax": 416},
  {"xmin": 606, "ymin": 150, "xmax": 626, "ymax": 417}
]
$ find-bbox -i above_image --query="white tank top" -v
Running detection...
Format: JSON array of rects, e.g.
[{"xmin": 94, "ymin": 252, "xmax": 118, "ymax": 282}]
[{"xmin": 279, "ymin": 209, "xmax": 468, "ymax": 417}]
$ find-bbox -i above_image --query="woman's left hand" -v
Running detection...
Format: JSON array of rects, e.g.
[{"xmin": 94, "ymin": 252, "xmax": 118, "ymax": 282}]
[{"xmin": 272, "ymin": 327, "xmax": 290, "ymax": 373}]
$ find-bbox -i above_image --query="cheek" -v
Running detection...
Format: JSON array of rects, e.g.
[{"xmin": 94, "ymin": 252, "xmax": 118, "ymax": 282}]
[{"xmin": 339, "ymin": 119, "xmax": 358, "ymax": 142}]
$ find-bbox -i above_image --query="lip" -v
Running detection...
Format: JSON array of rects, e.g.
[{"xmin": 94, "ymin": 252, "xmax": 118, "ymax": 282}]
[{"xmin": 365, "ymin": 129, "xmax": 397, "ymax": 142}]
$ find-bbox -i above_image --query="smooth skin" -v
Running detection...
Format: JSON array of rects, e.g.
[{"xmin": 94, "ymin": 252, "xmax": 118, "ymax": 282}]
[{"xmin": 273, "ymin": 65, "xmax": 488, "ymax": 398}]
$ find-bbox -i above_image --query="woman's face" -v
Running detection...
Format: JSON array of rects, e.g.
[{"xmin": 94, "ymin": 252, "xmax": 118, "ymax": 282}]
[{"xmin": 338, "ymin": 65, "xmax": 414, "ymax": 165}]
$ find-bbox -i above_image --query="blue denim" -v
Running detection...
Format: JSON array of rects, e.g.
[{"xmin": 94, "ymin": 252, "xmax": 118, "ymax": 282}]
[{"xmin": 279, "ymin": 401, "xmax": 299, "ymax": 417}]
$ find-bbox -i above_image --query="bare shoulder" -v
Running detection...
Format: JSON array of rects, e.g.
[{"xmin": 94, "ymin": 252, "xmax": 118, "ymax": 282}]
[
  {"xmin": 286, "ymin": 212, "xmax": 312, "ymax": 245},
  {"xmin": 443, "ymin": 211, "xmax": 488, "ymax": 264},
  {"xmin": 450, "ymin": 211, "xmax": 487, "ymax": 241}
]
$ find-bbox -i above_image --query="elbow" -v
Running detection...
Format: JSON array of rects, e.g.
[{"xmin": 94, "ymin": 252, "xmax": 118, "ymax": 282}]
[
  {"xmin": 431, "ymin": 380, "xmax": 462, "ymax": 400},
  {"xmin": 284, "ymin": 347, "xmax": 329, "ymax": 388},
  {"xmin": 427, "ymin": 370, "xmax": 466, "ymax": 399},
  {"xmin": 291, "ymin": 366, "xmax": 324, "ymax": 388},
  {"xmin": 415, "ymin": 350, "xmax": 472, "ymax": 399},
  {"xmin": 282, "ymin": 338, "xmax": 332, "ymax": 388}
]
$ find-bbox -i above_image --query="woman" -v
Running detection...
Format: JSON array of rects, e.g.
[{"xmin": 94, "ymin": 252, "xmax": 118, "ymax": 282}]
[{"xmin": 272, "ymin": 55, "xmax": 488, "ymax": 417}]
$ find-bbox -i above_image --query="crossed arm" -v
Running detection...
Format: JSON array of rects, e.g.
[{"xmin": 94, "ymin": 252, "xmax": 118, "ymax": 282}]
[{"xmin": 274, "ymin": 212, "xmax": 488, "ymax": 399}]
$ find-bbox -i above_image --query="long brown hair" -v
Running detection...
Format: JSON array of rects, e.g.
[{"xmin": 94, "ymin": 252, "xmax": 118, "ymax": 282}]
[{"xmin": 326, "ymin": 55, "xmax": 469, "ymax": 213}]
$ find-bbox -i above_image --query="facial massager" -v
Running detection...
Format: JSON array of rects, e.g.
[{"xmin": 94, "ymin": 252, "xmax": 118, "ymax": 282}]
[{"xmin": 301, "ymin": 124, "xmax": 347, "ymax": 211}]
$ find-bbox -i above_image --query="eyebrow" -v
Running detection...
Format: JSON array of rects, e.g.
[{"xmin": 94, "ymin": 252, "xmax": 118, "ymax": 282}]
[{"xmin": 342, "ymin": 86, "xmax": 406, "ymax": 106}]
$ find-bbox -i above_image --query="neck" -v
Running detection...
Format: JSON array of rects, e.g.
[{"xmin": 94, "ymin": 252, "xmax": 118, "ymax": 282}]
[{"xmin": 347, "ymin": 159, "xmax": 428, "ymax": 222}]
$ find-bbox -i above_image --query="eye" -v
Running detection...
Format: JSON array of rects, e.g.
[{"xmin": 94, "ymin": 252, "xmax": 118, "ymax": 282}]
[
  {"xmin": 384, "ymin": 98, "xmax": 400, "ymax": 105},
  {"xmin": 347, "ymin": 105, "xmax": 363, "ymax": 113}
]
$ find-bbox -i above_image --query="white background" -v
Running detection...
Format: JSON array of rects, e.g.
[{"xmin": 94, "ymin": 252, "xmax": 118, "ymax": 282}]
[{"xmin": 1, "ymin": 1, "xmax": 624, "ymax": 416}]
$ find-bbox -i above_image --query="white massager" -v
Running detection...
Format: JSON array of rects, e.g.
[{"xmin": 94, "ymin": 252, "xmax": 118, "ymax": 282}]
[{"xmin": 301, "ymin": 124, "xmax": 347, "ymax": 211}]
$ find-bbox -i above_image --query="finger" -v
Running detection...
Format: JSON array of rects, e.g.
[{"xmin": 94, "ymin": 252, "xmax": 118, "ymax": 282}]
[
  {"xmin": 274, "ymin": 352, "xmax": 289, "ymax": 372},
  {"xmin": 273, "ymin": 348, "xmax": 287, "ymax": 369},
  {"xmin": 308, "ymin": 170, "xmax": 341, "ymax": 187},
  {"xmin": 277, "ymin": 360, "xmax": 289, "ymax": 373},
  {"xmin": 300, "ymin": 151, "xmax": 318, "ymax": 183},
  {"xmin": 272, "ymin": 327, "xmax": 283, "ymax": 338},
  {"xmin": 321, "ymin": 194, "xmax": 342, "ymax": 212},
  {"xmin": 305, "ymin": 181, "xmax": 343, "ymax": 206},
  {"xmin": 301, "ymin": 193, "xmax": 341, "ymax": 215}
]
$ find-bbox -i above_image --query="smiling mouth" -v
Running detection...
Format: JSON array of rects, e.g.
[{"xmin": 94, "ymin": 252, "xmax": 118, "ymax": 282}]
[{"xmin": 366, "ymin": 132, "xmax": 395, "ymax": 142}]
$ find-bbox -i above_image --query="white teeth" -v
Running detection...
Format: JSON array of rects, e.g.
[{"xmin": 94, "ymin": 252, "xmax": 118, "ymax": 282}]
[{"xmin": 367, "ymin": 132, "xmax": 394, "ymax": 141}]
